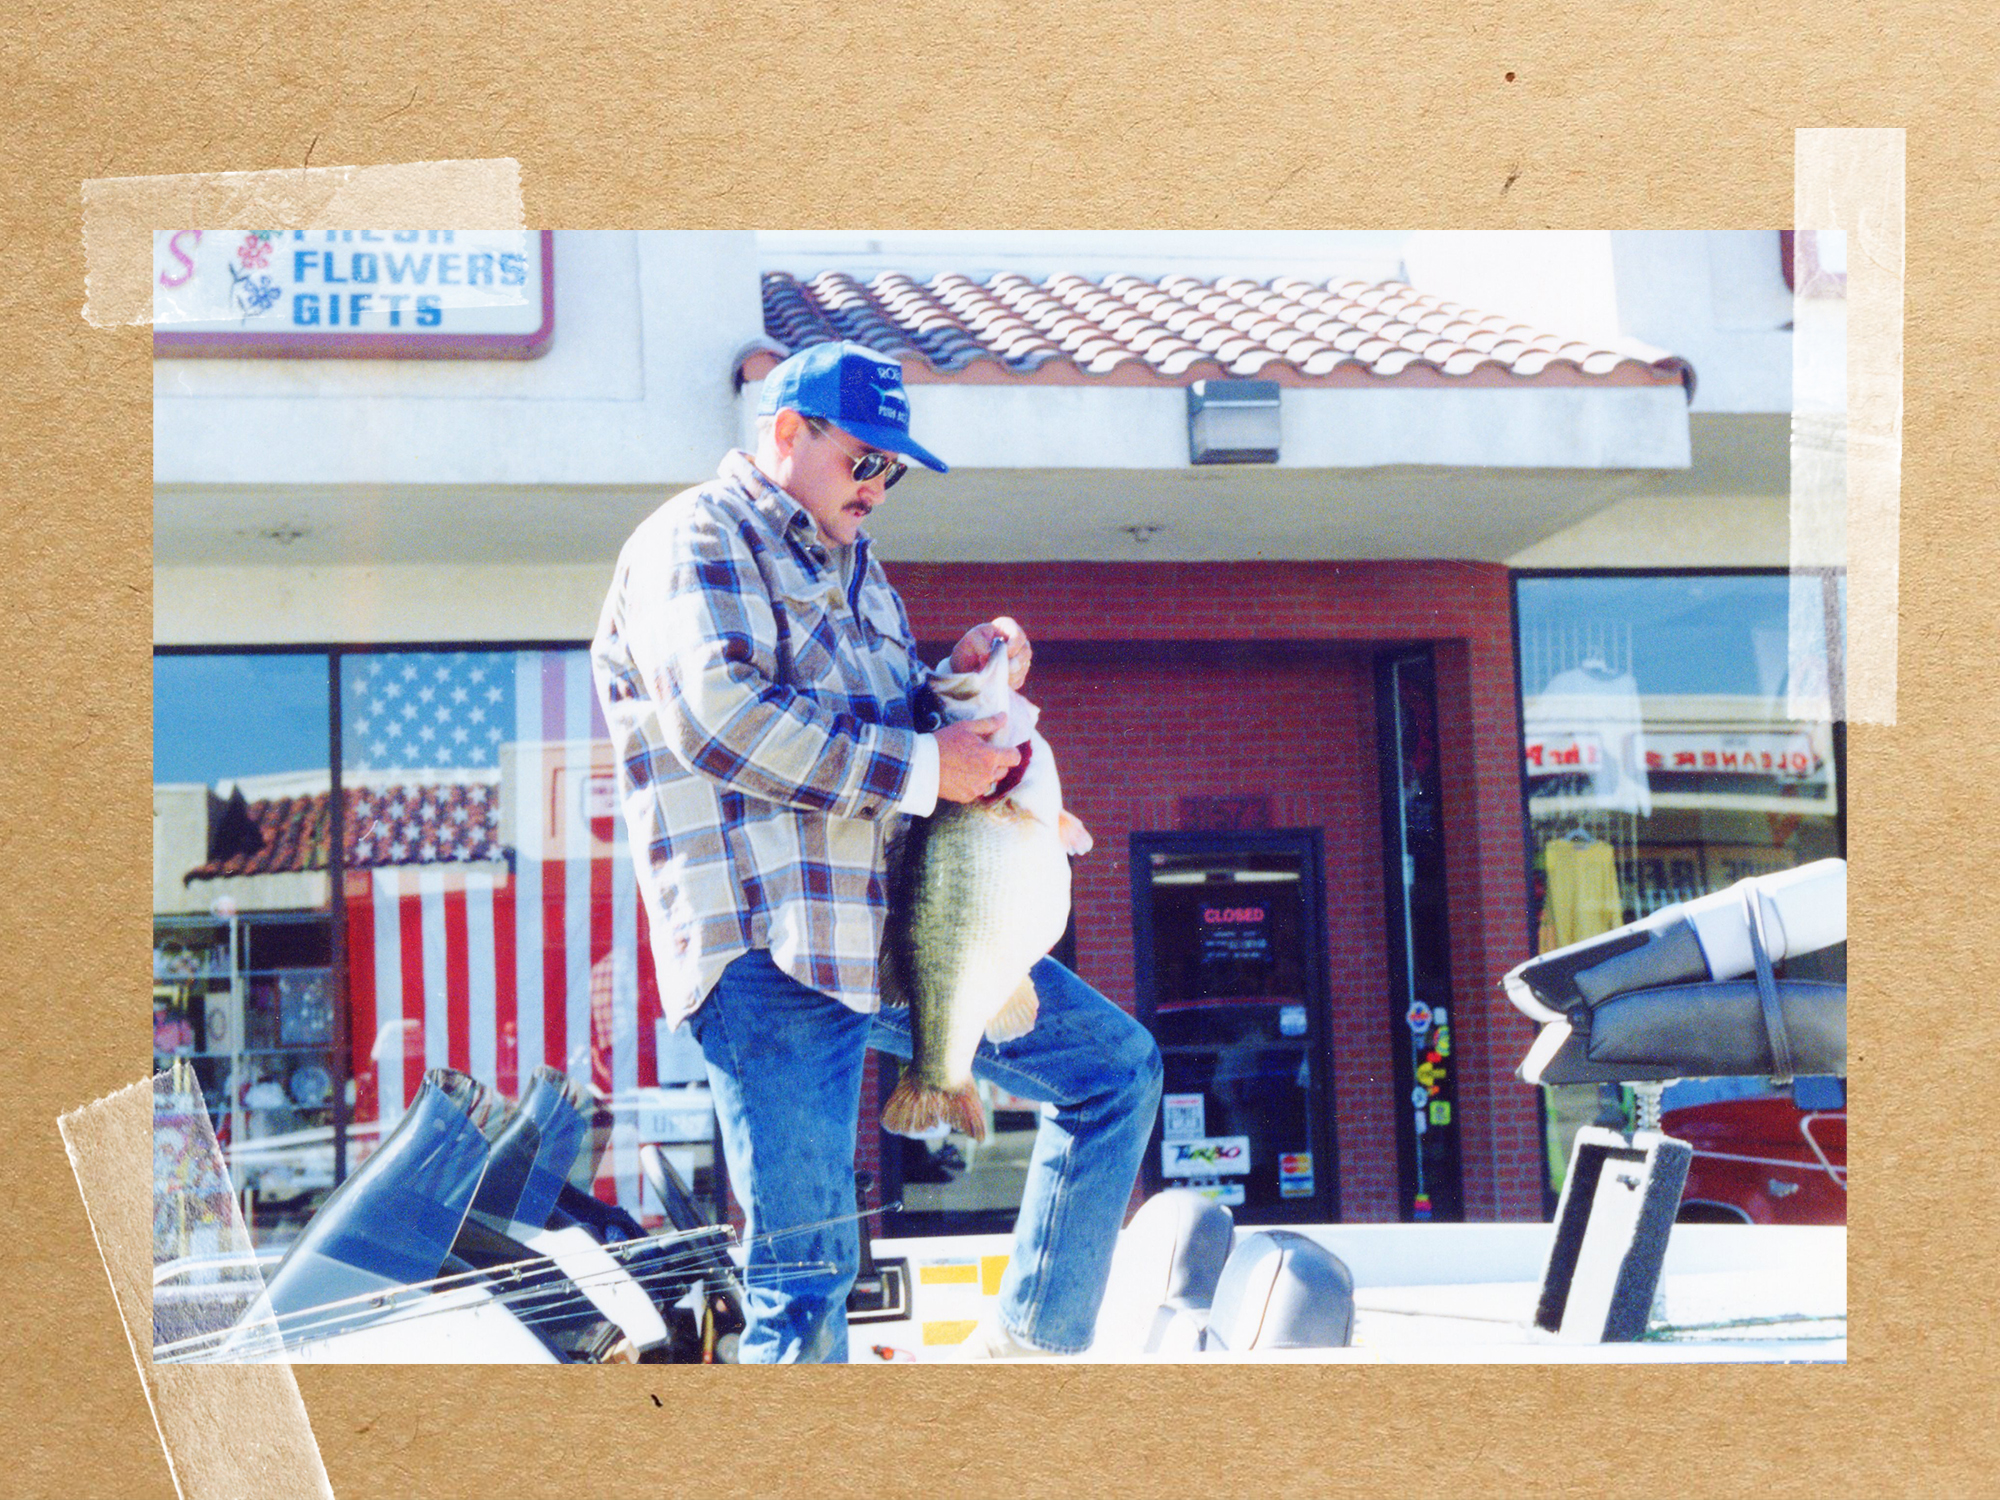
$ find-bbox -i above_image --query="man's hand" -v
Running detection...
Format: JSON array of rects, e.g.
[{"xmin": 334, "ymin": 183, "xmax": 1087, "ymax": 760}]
[
  {"xmin": 933, "ymin": 715, "xmax": 1023, "ymax": 804},
  {"xmin": 950, "ymin": 616, "xmax": 1032, "ymax": 691}
]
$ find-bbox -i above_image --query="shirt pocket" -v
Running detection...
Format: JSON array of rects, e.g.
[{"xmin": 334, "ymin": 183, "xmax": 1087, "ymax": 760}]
[{"xmin": 773, "ymin": 574, "xmax": 852, "ymax": 692}]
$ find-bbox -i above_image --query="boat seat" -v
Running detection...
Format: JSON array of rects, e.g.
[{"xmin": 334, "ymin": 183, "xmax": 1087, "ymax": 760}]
[
  {"xmin": 247, "ymin": 1068, "xmax": 566, "ymax": 1356},
  {"xmin": 1585, "ymin": 978, "xmax": 1845, "ymax": 1076},
  {"xmin": 1203, "ymin": 1231, "xmax": 1355, "ymax": 1352},
  {"xmin": 1507, "ymin": 864, "xmax": 1847, "ymax": 1087},
  {"xmin": 1093, "ymin": 1188, "xmax": 1235, "ymax": 1355},
  {"xmin": 1521, "ymin": 978, "xmax": 1846, "ymax": 1086}
]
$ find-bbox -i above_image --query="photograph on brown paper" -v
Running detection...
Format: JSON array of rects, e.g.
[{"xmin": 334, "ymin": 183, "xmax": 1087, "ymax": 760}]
[{"xmin": 149, "ymin": 229, "xmax": 1847, "ymax": 1366}]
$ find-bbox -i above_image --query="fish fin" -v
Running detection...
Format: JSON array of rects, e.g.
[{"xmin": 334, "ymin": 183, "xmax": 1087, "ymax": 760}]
[
  {"xmin": 882, "ymin": 1077, "xmax": 987, "ymax": 1143},
  {"xmin": 984, "ymin": 977, "xmax": 1040, "ymax": 1043},
  {"xmin": 876, "ymin": 949, "xmax": 909, "ymax": 1011},
  {"xmin": 1058, "ymin": 808, "xmax": 1094, "ymax": 857}
]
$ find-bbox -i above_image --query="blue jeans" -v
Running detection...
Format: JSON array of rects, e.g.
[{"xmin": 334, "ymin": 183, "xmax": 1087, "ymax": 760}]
[{"xmin": 688, "ymin": 951, "xmax": 1163, "ymax": 1362}]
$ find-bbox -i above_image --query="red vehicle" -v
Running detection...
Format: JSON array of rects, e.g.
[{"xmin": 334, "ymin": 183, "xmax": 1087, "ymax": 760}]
[{"xmin": 1665, "ymin": 1087, "xmax": 1847, "ymax": 1226}]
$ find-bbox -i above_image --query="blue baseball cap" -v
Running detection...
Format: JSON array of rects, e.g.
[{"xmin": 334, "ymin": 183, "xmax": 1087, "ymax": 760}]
[{"xmin": 757, "ymin": 340, "xmax": 948, "ymax": 473}]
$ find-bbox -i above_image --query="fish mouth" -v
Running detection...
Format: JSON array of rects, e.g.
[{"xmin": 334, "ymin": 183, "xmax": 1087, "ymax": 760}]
[{"xmin": 981, "ymin": 739, "xmax": 1033, "ymax": 803}]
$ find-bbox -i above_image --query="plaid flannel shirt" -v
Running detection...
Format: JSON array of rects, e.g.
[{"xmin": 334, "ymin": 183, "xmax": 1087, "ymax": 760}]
[{"xmin": 591, "ymin": 451, "xmax": 926, "ymax": 1026}]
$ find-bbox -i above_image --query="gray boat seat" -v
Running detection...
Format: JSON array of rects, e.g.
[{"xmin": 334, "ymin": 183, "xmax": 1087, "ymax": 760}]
[
  {"xmin": 1204, "ymin": 1231, "xmax": 1355, "ymax": 1352},
  {"xmin": 1507, "ymin": 869, "xmax": 1847, "ymax": 1087},
  {"xmin": 1094, "ymin": 1188, "xmax": 1235, "ymax": 1354},
  {"xmin": 1520, "ymin": 978, "xmax": 1846, "ymax": 1085}
]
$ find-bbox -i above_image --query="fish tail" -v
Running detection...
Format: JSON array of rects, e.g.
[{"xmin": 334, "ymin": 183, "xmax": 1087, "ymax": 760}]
[{"xmin": 881, "ymin": 1076, "xmax": 987, "ymax": 1143}]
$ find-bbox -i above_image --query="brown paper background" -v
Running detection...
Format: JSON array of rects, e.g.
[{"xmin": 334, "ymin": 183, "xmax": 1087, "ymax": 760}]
[{"xmin": 7, "ymin": 6, "xmax": 1987, "ymax": 1495}]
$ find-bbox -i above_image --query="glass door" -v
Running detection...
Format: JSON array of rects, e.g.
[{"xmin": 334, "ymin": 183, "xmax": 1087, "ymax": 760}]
[{"xmin": 1130, "ymin": 831, "xmax": 1337, "ymax": 1223}]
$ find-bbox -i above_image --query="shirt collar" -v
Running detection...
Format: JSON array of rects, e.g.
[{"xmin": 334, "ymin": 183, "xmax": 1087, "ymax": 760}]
[{"xmin": 721, "ymin": 449, "xmax": 871, "ymax": 557}]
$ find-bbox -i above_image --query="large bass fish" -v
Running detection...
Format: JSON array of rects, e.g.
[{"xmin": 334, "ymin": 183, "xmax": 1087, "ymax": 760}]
[{"xmin": 879, "ymin": 643, "xmax": 1092, "ymax": 1142}]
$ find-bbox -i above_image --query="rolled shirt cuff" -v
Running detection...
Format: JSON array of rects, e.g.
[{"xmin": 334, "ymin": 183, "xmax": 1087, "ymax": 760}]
[{"xmin": 897, "ymin": 732, "xmax": 941, "ymax": 817}]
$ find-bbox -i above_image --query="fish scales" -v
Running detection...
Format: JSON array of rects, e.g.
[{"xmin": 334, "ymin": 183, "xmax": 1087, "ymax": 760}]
[{"xmin": 882, "ymin": 798, "xmax": 1071, "ymax": 1140}]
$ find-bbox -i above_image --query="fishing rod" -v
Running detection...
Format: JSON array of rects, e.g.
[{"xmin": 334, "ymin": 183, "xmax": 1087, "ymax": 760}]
[
  {"xmin": 154, "ymin": 1219, "xmax": 737, "ymax": 1360},
  {"xmin": 490, "ymin": 1263, "xmax": 829, "ymax": 1346},
  {"xmin": 414, "ymin": 1201, "xmax": 905, "ymax": 1359},
  {"xmin": 438, "ymin": 1192, "xmax": 900, "ymax": 1352},
  {"xmin": 157, "ymin": 1239, "xmax": 819, "ymax": 1363},
  {"xmin": 195, "ymin": 1259, "xmax": 837, "ymax": 1363},
  {"xmin": 157, "ymin": 1199, "xmax": 900, "ymax": 1363}
]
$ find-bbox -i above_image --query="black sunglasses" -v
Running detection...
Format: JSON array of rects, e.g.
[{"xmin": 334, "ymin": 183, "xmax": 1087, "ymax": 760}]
[{"xmin": 804, "ymin": 417, "xmax": 909, "ymax": 490}]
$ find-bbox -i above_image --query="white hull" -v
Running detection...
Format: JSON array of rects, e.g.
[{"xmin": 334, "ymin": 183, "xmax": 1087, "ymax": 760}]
[{"xmin": 850, "ymin": 1220, "xmax": 1845, "ymax": 1365}]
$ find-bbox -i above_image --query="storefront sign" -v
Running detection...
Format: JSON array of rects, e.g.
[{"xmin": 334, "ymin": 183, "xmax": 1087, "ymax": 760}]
[
  {"xmin": 1526, "ymin": 728, "xmax": 1822, "ymax": 780},
  {"xmin": 1640, "ymin": 730, "xmax": 1820, "ymax": 776},
  {"xmin": 1162, "ymin": 1093, "xmax": 1207, "ymax": 1141},
  {"xmin": 1617, "ymin": 842, "xmax": 1802, "ymax": 919},
  {"xmin": 154, "ymin": 230, "xmax": 555, "ymax": 358},
  {"xmin": 1279, "ymin": 1152, "xmax": 1315, "ymax": 1198},
  {"xmin": 1201, "ymin": 904, "xmax": 1267, "ymax": 923},
  {"xmin": 1162, "ymin": 1135, "xmax": 1251, "ymax": 1177},
  {"xmin": 1198, "ymin": 903, "xmax": 1271, "ymax": 965},
  {"xmin": 583, "ymin": 771, "xmax": 620, "ymax": 821},
  {"xmin": 1523, "ymin": 731, "xmax": 1610, "ymax": 773},
  {"xmin": 631, "ymin": 1087, "xmax": 717, "ymax": 1144}
]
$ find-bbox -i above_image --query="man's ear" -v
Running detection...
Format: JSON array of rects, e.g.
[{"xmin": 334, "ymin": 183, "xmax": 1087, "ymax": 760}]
[{"xmin": 771, "ymin": 407, "xmax": 805, "ymax": 455}]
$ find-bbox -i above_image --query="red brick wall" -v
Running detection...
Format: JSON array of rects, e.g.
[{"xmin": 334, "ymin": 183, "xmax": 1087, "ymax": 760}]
[{"xmin": 881, "ymin": 560, "xmax": 1543, "ymax": 1222}]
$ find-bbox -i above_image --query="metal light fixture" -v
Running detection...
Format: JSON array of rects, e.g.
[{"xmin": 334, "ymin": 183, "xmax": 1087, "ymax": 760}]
[{"xmin": 1186, "ymin": 379, "xmax": 1281, "ymax": 465}]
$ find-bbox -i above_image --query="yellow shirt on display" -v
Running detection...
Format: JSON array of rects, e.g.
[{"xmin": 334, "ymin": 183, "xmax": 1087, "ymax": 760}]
[{"xmin": 1539, "ymin": 838, "xmax": 1622, "ymax": 952}]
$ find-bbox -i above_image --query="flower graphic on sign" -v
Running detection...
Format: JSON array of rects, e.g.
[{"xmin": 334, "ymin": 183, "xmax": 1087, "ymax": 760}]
[
  {"xmin": 230, "ymin": 272, "xmax": 282, "ymax": 319},
  {"xmin": 220, "ymin": 232, "xmax": 282, "ymax": 320}
]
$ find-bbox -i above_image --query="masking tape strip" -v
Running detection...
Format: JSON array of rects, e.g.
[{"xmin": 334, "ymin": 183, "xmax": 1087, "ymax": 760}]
[
  {"xmin": 1794, "ymin": 128, "xmax": 1902, "ymax": 727},
  {"xmin": 81, "ymin": 158, "xmax": 524, "ymax": 327},
  {"xmin": 59, "ymin": 1078, "xmax": 333, "ymax": 1500},
  {"xmin": 71, "ymin": 156, "xmax": 522, "ymax": 1496}
]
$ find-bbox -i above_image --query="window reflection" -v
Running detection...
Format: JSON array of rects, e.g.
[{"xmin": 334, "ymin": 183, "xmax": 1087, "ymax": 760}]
[
  {"xmin": 338, "ymin": 648, "xmax": 717, "ymax": 1234},
  {"xmin": 1515, "ymin": 574, "xmax": 1845, "ymax": 1192},
  {"xmin": 154, "ymin": 652, "xmax": 338, "ymax": 1247},
  {"xmin": 153, "ymin": 647, "xmax": 719, "ymax": 1250}
]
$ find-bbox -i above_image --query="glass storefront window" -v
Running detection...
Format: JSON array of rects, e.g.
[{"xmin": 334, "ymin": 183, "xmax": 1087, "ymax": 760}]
[
  {"xmin": 154, "ymin": 651, "xmax": 337, "ymax": 1245},
  {"xmin": 154, "ymin": 646, "xmax": 720, "ymax": 1249},
  {"xmin": 337, "ymin": 646, "xmax": 719, "ymax": 1229},
  {"xmin": 1514, "ymin": 572, "xmax": 1846, "ymax": 1199},
  {"xmin": 155, "ymin": 653, "xmax": 333, "ymax": 785}
]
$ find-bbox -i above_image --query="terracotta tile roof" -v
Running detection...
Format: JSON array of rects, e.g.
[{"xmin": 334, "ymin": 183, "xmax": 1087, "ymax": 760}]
[
  {"xmin": 184, "ymin": 783, "xmax": 501, "ymax": 882},
  {"xmin": 750, "ymin": 271, "xmax": 1693, "ymax": 394}
]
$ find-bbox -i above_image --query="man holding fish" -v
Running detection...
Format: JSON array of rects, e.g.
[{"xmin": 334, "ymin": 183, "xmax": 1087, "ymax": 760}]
[{"xmin": 592, "ymin": 342, "xmax": 1163, "ymax": 1363}]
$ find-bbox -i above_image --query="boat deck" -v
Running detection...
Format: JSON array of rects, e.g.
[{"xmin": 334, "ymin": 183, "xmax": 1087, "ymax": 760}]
[{"xmin": 852, "ymin": 1221, "xmax": 1846, "ymax": 1363}]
